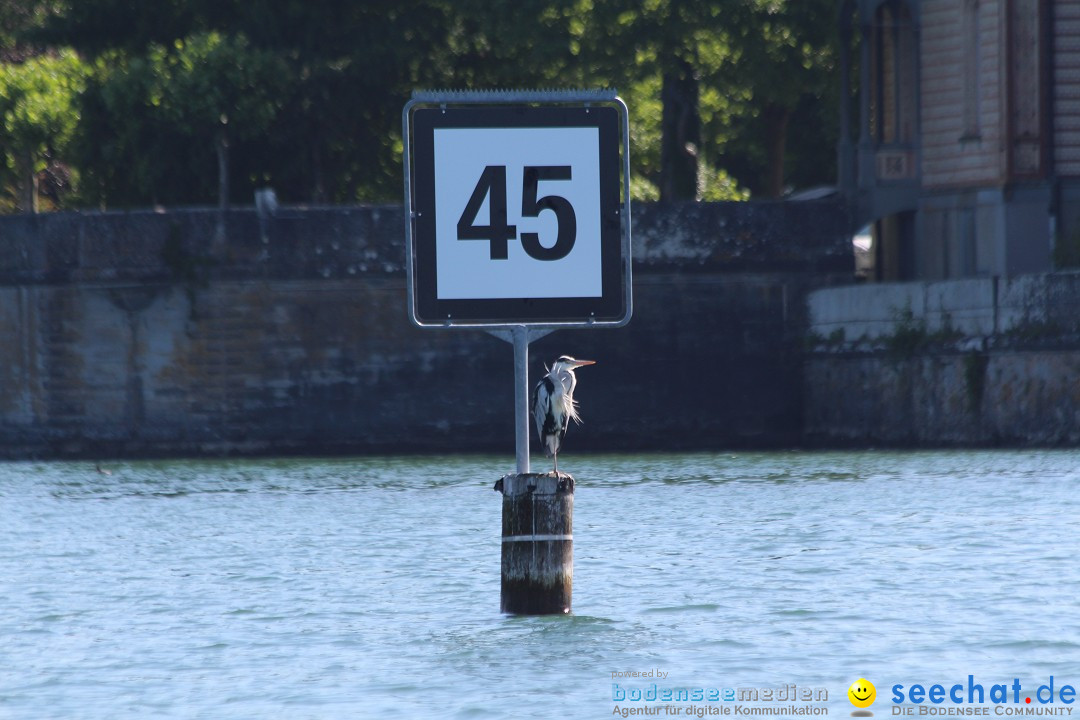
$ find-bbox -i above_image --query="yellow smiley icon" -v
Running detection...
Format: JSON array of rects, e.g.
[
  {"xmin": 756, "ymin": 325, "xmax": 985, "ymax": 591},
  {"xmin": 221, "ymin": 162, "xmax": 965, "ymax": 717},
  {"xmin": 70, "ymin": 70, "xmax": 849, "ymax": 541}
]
[{"xmin": 848, "ymin": 679, "xmax": 876, "ymax": 709}]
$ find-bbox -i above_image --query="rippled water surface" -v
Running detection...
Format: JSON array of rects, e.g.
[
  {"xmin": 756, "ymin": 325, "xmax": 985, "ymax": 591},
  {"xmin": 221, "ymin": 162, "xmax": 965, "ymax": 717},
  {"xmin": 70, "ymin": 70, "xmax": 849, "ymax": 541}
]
[{"xmin": 3, "ymin": 451, "xmax": 1080, "ymax": 719}]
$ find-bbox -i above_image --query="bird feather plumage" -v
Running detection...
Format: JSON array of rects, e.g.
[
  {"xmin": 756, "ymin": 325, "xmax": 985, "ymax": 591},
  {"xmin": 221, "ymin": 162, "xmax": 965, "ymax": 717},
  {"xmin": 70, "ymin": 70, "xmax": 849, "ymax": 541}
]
[{"xmin": 530, "ymin": 356, "xmax": 594, "ymax": 472}]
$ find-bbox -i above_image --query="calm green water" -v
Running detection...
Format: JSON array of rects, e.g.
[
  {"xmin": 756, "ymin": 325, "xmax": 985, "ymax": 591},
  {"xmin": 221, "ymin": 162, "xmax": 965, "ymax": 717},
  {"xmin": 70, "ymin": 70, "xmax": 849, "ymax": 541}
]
[{"xmin": 3, "ymin": 451, "xmax": 1080, "ymax": 719}]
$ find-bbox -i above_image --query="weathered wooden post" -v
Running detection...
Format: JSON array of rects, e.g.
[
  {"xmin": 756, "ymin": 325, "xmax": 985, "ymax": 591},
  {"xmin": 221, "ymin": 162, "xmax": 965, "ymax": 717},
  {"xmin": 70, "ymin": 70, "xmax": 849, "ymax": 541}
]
[
  {"xmin": 402, "ymin": 89, "xmax": 632, "ymax": 615},
  {"xmin": 497, "ymin": 472, "xmax": 574, "ymax": 614}
]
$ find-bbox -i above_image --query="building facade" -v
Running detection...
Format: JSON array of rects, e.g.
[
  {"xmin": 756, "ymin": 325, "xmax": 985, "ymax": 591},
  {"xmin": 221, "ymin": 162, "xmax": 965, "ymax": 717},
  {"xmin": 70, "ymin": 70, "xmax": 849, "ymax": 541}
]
[{"xmin": 839, "ymin": 0, "xmax": 1080, "ymax": 280}]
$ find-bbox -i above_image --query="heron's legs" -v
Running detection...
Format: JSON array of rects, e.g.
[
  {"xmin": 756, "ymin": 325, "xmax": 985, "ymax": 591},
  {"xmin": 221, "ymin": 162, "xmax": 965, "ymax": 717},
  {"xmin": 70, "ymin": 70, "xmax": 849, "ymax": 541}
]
[{"xmin": 553, "ymin": 451, "xmax": 559, "ymax": 475}]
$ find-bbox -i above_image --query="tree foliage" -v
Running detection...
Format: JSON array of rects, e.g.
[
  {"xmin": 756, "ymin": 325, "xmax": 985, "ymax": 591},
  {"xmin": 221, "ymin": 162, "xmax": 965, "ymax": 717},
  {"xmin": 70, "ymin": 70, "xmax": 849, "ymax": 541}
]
[
  {"xmin": 719, "ymin": 0, "xmax": 841, "ymax": 197},
  {"xmin": 0, "ymin": 48, "xmax": 86, "ymax": 211},
  {"xmin": 1, "ymin": 0, "xmax": 841, "ymax": 212}
]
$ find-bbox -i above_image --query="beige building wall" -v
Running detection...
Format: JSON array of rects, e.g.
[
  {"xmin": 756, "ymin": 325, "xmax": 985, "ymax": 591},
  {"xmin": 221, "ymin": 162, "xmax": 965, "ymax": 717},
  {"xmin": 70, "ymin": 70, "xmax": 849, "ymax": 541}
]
[
  {"xmin": 1055, "ymin": 0, "xmax": 1080, "ymax": 176},
  {"xmin": 920, "ymin": 0, "xmax": 1006, "ymax": 188}
]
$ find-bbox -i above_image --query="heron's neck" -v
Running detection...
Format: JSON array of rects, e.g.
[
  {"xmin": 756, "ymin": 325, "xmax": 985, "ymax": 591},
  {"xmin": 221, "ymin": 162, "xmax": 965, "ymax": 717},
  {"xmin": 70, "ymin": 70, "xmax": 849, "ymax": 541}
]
[{"xmin": 561, "ymin": 370, "xmax": 577, "ymax": 395}]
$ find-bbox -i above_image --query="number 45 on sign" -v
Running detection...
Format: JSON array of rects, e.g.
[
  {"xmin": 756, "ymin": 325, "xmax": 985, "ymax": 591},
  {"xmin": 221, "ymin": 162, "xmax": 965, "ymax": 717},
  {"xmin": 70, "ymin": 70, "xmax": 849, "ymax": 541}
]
[{"xmin": 458, "ymin": 165, "xmax": 577, "ymax": 262}]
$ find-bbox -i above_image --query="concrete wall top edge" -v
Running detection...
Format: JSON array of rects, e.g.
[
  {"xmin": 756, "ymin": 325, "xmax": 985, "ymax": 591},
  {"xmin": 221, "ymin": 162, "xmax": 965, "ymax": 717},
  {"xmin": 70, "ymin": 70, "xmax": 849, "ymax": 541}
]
[
  {"xmin": 0, "ymin": 201, "xmax": 854, "ymax": 285},
  {"xmin": 809, "ymin": 272, "xmax": 1080, "ymax": 338}
]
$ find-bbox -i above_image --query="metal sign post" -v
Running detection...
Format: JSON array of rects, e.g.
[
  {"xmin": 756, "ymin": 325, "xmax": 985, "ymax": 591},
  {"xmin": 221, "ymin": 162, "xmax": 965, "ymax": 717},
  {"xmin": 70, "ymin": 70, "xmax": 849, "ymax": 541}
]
[
  {"xmin": 513, "ymin": 326, "xmax": 531, "ymax": 474},
  {"xmin": 403, "ymin": 89, "xmax": 632, "ymax": 613}
]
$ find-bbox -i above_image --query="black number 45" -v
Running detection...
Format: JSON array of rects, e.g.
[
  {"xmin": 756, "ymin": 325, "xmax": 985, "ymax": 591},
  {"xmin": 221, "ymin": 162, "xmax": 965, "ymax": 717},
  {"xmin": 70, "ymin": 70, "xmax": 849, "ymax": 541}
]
[{"xmin": 456, "ymin": 165, "xmax": 577, "ymax": 261}]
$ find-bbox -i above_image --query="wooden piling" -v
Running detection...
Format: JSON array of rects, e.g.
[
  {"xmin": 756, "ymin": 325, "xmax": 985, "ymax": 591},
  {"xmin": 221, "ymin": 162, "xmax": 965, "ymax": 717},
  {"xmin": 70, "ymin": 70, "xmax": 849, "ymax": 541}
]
[{"xmin": 496, "ymin": 472, "xmax": 574, "ymax": 615}]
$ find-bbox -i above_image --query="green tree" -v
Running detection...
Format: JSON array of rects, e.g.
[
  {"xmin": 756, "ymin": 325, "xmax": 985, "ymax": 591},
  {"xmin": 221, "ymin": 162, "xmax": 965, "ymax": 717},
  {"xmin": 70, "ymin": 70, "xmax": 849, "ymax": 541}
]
[
  {"xmin": 573, "ymin": 0, "xmax": 743, "ymax": 201},
  {"xmin": 0, "ymin": 0, "xmax": 64, "ymax": 60},
  {"xmin": 16, "ymin": 0, "xmax": 841, "ymax": 211},
  {"xmin": 75, "ymin": 53, "xmax": 161, "ymax": 207},
  {"xmin": 36, "ymin": 0, "xmax": 196, "ymax": 57},
  {"xmin": 154, "ymin": 32, "xmax": 285, "ymax": 211},
  {"xmin": 74, "ymin": 34, "xmax": 284, "ymax": 210},
  {"xmin": 422, "ymin": 0, "xmax": 579, "ymax": 88},
  {"xmin": 191, "ymin": 2, "xmax": 427, "ymax": 202},
  {"xmin": 0, "ymin": 49, "xmax": 87, "ymax": 212},
  {"xmin": 576, "ymin": 0, "xmax": 837, "ymax": 200},
  {"xmin": 718, "ymin": 0, "xmax": 839, "ymax": 197}
]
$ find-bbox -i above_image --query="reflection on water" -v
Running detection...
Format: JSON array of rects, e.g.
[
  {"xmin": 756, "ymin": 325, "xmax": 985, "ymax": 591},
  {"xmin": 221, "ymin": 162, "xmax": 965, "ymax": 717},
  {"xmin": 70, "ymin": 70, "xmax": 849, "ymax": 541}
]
[{"xmin": 3, "ymin": 451, "xmax": 1080, "ymax": 718}]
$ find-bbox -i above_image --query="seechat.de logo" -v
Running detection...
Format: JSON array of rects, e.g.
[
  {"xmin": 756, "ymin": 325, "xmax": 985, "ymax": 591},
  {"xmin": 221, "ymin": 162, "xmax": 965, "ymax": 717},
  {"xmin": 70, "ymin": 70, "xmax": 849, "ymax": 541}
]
[{"xmin": 849, "ymin": 678, "xmax": 877, "ymax": 716}]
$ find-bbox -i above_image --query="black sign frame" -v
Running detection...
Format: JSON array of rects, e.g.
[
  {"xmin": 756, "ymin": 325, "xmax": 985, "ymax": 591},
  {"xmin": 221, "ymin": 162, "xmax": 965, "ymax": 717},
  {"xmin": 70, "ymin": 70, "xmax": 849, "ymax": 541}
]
[{"xmin": 403, "ymin": 92, "xmax": 631, "ymax": 328}]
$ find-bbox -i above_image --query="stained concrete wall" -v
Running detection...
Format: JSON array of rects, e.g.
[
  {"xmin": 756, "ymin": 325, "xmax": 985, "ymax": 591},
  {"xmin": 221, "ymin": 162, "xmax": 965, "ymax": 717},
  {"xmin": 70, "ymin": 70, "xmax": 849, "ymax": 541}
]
[
  {"xmin": 806, "ymin": 350, "xmax": 1080, "ymax": 446},
  {"xmin": 805, "ymin": 274, "xmax": 1080, "ymax": 446},
  {"xmin": 0, "ymin": 201, "xmax": 851, "ymax": 459}
]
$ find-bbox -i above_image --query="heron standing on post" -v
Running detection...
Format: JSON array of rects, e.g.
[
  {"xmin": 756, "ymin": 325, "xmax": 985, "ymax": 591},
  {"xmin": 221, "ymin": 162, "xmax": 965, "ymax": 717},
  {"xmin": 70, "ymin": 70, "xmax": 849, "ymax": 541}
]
[{"xmin": 531, "ymin": 355, "xmax": 596, "ymax": 474}]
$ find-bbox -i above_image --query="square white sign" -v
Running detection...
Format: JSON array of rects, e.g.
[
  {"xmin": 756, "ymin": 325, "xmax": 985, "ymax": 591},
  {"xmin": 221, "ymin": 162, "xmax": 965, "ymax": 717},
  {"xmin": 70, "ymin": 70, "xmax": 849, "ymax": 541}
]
[{"xmin": 433, "ymin": 127, "xmax": 602, "ymax": 300}]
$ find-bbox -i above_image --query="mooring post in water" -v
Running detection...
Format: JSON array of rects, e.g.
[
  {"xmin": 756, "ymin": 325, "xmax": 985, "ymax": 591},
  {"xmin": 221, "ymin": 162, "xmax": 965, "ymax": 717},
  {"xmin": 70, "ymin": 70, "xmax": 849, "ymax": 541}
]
[
  {"xmin": 498, "ymin": 472, "xmax": 574, "ymax": 615},
  {"xmin": 489, "ymin": 325, "xmax": 574, "ymax": 615}
]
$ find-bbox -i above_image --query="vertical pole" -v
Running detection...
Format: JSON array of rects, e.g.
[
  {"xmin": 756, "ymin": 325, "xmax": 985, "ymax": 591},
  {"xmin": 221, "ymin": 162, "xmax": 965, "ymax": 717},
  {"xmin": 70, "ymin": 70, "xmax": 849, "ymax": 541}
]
[
  {"xmin": 838, "ymin": 0, "xmax": 855, "ymax": 196},
  {"xmin": 498, "ymin": 324, "xmax": 574, "ymax": 614},
  {"xmin": 858, "ymin": 21, "xmax": 872, "ymax": 147},
  {"xmin": 513, "ymin": 325, "xmax": 530, "ymax": 475},
  {"xmin": 858, "ymin": 21, "xmax": 875, "ymax": 189},
  {"xmin": 500, "ymin": 473, "xmax": 574, "ymax": 615}
]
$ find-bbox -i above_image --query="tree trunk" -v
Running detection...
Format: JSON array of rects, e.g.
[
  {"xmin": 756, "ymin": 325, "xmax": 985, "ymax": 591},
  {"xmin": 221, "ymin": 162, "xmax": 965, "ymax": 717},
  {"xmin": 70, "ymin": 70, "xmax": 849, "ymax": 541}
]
[
  {"xmin": 216, "ymin": 127, "xmax": 229, "ymax": 211},
  {"xmin": 660, "ymin": 58, "xmax": 701, "ymax": 202},
  {"xmin": 15, "ymin": 149, "xmax": 38, "ymax": 214},
  {"xmin": 214, "ymin": 128, "xmax": 229, "ymax": 250},
  {"xmin": 311, "ymin": 138, "xmax": 326, "ymax": 204},
  {"xmin": 762, "ymin": 103, "xmax": 792, "ymax": 198}
]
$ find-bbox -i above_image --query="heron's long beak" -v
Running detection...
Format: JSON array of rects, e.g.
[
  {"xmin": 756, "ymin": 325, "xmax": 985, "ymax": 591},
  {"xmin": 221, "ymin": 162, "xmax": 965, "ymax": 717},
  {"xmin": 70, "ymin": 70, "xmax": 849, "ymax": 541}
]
[{"xmin": 571, "ymin": 359, "xmax": 596, "ymax": 368}]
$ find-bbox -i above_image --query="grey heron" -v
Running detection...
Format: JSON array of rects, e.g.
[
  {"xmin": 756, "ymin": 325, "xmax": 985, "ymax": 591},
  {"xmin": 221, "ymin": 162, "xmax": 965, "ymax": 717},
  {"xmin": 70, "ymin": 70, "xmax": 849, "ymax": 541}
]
[{"xmin": 531, "ymin": 355, "xmax": 595, "ymax": 474}]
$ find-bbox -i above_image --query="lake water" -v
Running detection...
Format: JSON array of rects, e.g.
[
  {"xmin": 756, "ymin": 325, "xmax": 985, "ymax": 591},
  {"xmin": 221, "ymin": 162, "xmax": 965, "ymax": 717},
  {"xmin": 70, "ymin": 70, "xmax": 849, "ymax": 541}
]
[{"xmin": 3, "ymin": 451, "xmax": 1080, "ymax": 719}]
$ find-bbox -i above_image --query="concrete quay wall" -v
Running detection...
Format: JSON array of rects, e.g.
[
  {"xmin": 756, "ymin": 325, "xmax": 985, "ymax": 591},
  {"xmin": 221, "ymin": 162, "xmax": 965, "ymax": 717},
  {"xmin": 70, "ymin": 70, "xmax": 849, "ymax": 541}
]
[
  {"xmin": 806, "ymin": 274, "xmax": 1080, "ymax": 446},
  {"xmin": 0, "ymin": 201, "xmax": 851, "ymax": 458}
]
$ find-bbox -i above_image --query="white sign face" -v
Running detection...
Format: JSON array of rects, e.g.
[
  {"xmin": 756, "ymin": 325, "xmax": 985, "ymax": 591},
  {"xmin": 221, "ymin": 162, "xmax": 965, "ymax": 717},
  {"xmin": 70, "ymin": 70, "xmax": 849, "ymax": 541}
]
[{"xmin": 433, "ymin": 127, "xmax": 601, "ymax": 300}]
